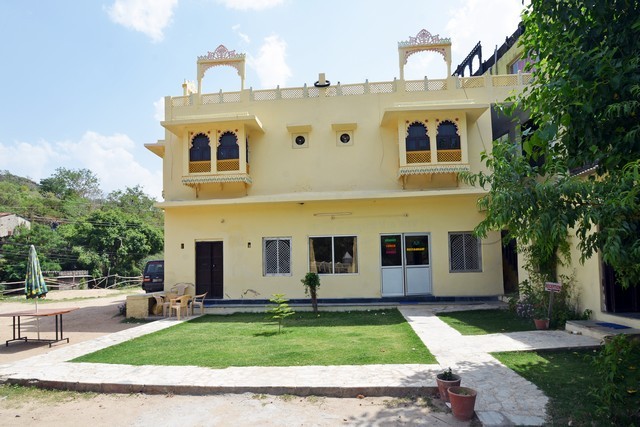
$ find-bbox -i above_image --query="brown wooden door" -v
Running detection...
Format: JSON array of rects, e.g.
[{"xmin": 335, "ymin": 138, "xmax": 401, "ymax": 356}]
[{"xmin": 196, "ymin": 241, "xmax": 223, "ymax": 299}]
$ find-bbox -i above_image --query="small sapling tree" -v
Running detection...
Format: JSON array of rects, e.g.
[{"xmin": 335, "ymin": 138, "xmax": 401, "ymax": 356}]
[{"xmin": 266, "ymin": 293, "xmax": 295, "ymax": 333}]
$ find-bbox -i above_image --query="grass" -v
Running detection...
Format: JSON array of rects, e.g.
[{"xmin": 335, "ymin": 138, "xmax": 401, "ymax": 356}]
[
  {"xmin": 73, "ymin": 309, "xmax": 436, "ymax": 368},
  {"xmin": 493, "ymin": 348, "xmax": 601, "ymax": 425},
  {"xmin": 0, "ymin": 383, "xmax": 97, "ymax": 407},
  {"xmin": 436, "ymin": 309, "xmax": 535, "ymax": 335}
]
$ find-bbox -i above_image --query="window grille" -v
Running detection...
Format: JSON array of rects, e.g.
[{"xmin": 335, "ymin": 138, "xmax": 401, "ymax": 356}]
[
  {"xmin": 263, "ymin": 238, "xmax": 291, "ymax": 275},
  {"xmin": 449, "ymin": 232, "xmax": 481, "ymax": 272}
]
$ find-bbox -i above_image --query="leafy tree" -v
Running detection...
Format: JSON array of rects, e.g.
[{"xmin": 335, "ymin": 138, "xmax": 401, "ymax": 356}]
[
  {"xmin": 61, "ymin": 209, "xmax": 163, "ymax": 280},
  {"xmin": 464, "ymin": 0, "xmax": 640, "ymax": 286},
  {"xmin": 105, "ymin": 186, "xmax": 163, "ymax": 228},
  {"xmin": 0, "ymin": 223, "xmax": 65, "ymax": 283},
  {"xmin": 40, "ymin": 167, "xmax": 103, "ymax": 201}
]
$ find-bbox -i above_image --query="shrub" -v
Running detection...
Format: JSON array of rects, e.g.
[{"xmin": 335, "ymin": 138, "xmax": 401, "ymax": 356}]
[
  {"xmin": 301, "ymin": 272, "xmax": 321, "ymax": 314},
  {"xmin": 509, "ymin": 272, "xmax": 591, "ymax": 327},
  {"xmin": 589, "ymin": 335, "xmax": 640, "ymax": 424}
]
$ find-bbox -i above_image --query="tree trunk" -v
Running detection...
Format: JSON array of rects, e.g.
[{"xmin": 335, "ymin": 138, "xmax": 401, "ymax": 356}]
[{"xmin": 311, "ymin": 288, "xmax": 318, "ymax": 314}]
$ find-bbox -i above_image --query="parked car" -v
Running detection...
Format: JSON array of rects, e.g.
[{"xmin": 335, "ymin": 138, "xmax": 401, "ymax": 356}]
[{"xmin": 142, "ymin": 260, "xmax": 164, "ymax": 293}]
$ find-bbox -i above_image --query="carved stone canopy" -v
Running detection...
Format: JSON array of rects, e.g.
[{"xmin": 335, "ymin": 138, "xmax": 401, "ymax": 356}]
[
  {"xmin": 398, "ymin": 29, "xmax": 452, "ymax": 79},
  {"xmin": 197, "ymin": 45, "xmax": 246, "ymax": 93}
]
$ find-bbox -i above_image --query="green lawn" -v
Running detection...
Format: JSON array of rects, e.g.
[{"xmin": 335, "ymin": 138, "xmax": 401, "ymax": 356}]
[
  {"xmin": 73, "ymin": 309, "xmax": 436, "ymax": 368},
  {"xmin": 436, "ymin": 309, "xmax": 535, "ymax": 335},
  {"xmin": 493, "ymin": 349, "xmax": 601, "ymax": 425}
]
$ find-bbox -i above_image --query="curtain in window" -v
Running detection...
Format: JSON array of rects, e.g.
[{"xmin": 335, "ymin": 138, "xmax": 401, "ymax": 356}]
[
  {"xmin": 309, "ymin": 238, "xmax": 317, "ymax": 273},
  {"xmin": 350, "ymin": 238, "xmax": 358, "ymax": 273}
]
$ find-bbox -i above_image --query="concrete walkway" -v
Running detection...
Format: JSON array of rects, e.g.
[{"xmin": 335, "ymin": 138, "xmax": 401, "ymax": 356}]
[{"xmin": 0, "ymin": 304, "xmax": 601, "ymax": 426}]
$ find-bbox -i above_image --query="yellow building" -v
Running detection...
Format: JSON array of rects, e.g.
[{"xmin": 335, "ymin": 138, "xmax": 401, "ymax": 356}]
[{"xmin": 146, "ymin": 30, "xmax": 532, "ymax": 306}]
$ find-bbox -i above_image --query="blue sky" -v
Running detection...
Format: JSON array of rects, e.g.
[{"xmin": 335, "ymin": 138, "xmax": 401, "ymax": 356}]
[{"xmin": 0, "ymin": 0, "xmax": 524, "ymax": 200}]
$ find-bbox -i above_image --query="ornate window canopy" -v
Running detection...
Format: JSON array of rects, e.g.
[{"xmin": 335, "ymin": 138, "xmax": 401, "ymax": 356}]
[
  {"xmin": 197, "ymin": 45, "xmax": 246, "ymax": 93},
  {"xmin": 398, "ymin": 29, "xmax": 452, "ymax": 80}
]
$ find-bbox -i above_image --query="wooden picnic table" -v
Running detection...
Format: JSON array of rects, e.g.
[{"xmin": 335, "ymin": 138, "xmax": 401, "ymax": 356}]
[{"xmin": 0, "ymin": 307, "xmax": 78, "ymax": 347}]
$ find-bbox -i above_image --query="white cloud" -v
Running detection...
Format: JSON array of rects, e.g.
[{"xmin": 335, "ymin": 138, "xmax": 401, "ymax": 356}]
[
  {"xmin": 107, "ymin": 0, "xmax": 178, "ymax": 42},
  {"xmin": 0, "ymin": 132, "xmax": 163, "ymax": 200},
  {"xmin": 445, "ymin": 0, "xmax": 524, "ymax": 59},
  {"xmin": 232, "ymin": 24, "xmax": 250, "ymax": 44},
  {"xmin": 249, "ymin": 35, "xmax": 291, "ymax": 88},
  {"xmin": 153, "ymin": 97, "xmax": 165, "ymax": 121},
  {"xmin": 217, "ymin": 0, "xmax": 284, "ymax": 11}
]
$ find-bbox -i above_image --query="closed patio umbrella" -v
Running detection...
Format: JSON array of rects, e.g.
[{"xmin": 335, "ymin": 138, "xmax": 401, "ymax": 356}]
[{"xmin": 25, "ymin": 245, "xmax": 48, "ymax": 339}]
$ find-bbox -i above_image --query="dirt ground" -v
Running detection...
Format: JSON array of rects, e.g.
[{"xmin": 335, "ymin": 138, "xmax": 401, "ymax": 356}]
[{"xmin": 0, "ymin": 290, "xmax": 468, "ymax": 426}]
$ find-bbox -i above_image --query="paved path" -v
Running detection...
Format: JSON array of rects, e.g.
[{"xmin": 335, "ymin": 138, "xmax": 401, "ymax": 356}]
[{"xmin": 0, "ymin": 304, "xmax": 600, "ymax": 426}]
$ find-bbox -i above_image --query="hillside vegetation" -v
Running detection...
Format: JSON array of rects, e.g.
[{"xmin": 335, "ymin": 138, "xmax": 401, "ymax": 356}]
[{"xmin": 0, "ymin": 168, "xmax": 163, "ymax": 285}]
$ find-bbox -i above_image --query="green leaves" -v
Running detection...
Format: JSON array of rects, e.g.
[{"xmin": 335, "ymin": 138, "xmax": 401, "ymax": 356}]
[{"xmin": 464, "ymin": 0, "xmax": 640, "ymax": 286}]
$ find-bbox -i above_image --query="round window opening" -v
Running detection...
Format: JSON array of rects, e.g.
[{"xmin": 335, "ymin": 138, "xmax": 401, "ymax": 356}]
[
  {"xmin": 295, "ymin": 135, "xmax": 306, "ymax": 146},
  {"xmin": 340, "ymin": 133, "xmax": 351, "ymax": 144}
]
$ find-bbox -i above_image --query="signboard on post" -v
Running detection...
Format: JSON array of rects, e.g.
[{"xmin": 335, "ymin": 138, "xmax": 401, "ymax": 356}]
[
  {"xmin": 544, "ymin": 282, "xmax": 562, "ymax": 322},
  {"xmin": 545, "ymin": 282, "xmax": 562, "ymax": 293}
]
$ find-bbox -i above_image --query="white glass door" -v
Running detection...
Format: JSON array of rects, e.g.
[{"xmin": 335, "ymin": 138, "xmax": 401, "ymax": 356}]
[
  {"xmin": 380, "ymin": 235, "xmax": 404, "ymax": 296},
  {"xmin": 404, "ymin": 234, "xmax": 431, "ymax": 295},
  {"xmin": 380, "ymin": 233, "xmax": 431, "ymax": 296}
]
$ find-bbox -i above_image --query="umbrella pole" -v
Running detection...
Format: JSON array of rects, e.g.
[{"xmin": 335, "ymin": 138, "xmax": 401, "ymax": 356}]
[{"xmin": 35, "ymin": 299, "xmax": 41, "ymax": 340}]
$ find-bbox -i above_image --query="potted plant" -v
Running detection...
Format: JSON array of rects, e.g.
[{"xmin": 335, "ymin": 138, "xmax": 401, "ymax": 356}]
[
  {"xmin": 533, "ymin": 304, "xmax": 549, "ymax": 330},
  {"xmin": 448, "ymin": 386, "xmax": 477, "ymax": 421},
  {"xmin": 436, "ymin": 367, "xmax": 461, "ymax": 403}
]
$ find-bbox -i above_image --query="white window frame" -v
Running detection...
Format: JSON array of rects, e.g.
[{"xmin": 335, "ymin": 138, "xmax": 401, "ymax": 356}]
[
  {"xmin": 448, "ymin": 232, "xmax": 482, "ymax": 273},
  {"xmin": 263, "ymin": 237, "xmax": 292, "ymax": 276}
]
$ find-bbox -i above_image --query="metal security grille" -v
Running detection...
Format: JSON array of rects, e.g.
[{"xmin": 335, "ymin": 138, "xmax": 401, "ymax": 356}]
[
  {"xmin": 449, "ymin": 233, "xmax": 481, "ymax": 272},
  {"xmin": 264, "ymin": 238, "xmax": 291, "ymax": 275}
]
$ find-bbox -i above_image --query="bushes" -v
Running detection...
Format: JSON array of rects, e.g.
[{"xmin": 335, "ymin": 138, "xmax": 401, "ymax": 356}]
[
  {"xmin": 509, "ymin": 272, "xmax": 591, "ymax": 328},
  {"xmin": 590, "ymin": 335, "xmax": 640, "ymax": 425}
]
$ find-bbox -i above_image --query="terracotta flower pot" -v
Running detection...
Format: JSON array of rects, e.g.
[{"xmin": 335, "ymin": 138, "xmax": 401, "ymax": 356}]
[
  {"xmin": 534, "ymin": 318, "xmax": 549, "ymax": 330},
  {"xmin": 436, "ymin": 374, "xmax": 461, "ymax": 402},
  {"xmin": 448, "ymin": 386, "xmax": 477, "ymax": 421}
]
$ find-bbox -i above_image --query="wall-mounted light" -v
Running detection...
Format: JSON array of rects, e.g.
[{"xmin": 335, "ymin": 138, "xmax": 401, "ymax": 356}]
[
  {"xmin": 181, "ymin": 243, "xmax": 184, "ymax": 249},
  {"xmin": 247, "ymin": 242, "xmax": 252, "ymax": 248}
]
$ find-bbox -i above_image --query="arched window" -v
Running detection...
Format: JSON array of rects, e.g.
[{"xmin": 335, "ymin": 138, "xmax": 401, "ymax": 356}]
[
  {"xmin": 436, "ymin": 121, "xmax": 460, "ymax": 150},
  {"xmin": 190, "ymin": 133, "xmax": 211, "ymax": 161},
  {"xmin": 405, "ymin": 122, "xmax": 430, "ymax": 151},
  {"xmin": 436, "ymin": 121, "xmax": 461, "ymax": 162},
  {"xmin": 405, "ymin": 122, "xmax": 430, "ymax": 164},
  {"xmin": 217, "ymin": 131, "xmax": 239, "ymax": 160}
]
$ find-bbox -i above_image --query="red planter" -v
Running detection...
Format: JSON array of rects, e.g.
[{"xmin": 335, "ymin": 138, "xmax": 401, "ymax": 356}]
[
  {"xmin": 436, "ymin": 374, "xmax": 461, "ymax": 402},
  {"xmin": 534, "ymin": 318, "xmax": 549, "ymax": 330},
  {"xmin": 448, "ymin": 386, "xmax": 477, "ymax": 421}
]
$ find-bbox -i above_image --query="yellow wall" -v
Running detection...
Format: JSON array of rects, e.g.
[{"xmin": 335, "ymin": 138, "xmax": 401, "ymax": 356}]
[
  {"xmin": 159, "ymin": 80, "xmax": 521, "ymax": 201},
  {"xmin": 148, "ymin": 44, "xmax": 532, "ymax": 301},
  {"xmin": 163, "ymin": 194, "xmax": 503, "ymax": 299},
  {"xmin": 558, "ymin": 235, "xmax": 640, "ymax": 328}
]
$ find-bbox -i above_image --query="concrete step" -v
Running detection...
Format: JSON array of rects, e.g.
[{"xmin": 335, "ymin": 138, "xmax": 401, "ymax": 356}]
[{"xmin": 565, "ymin": 319, "xmax": 640, "ymax": 341}]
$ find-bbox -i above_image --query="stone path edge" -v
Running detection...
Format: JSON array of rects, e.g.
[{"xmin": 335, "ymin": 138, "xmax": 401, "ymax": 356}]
[{"xmin": 6, "ymin": 378, "xmax": 438, "ymax": 398}]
